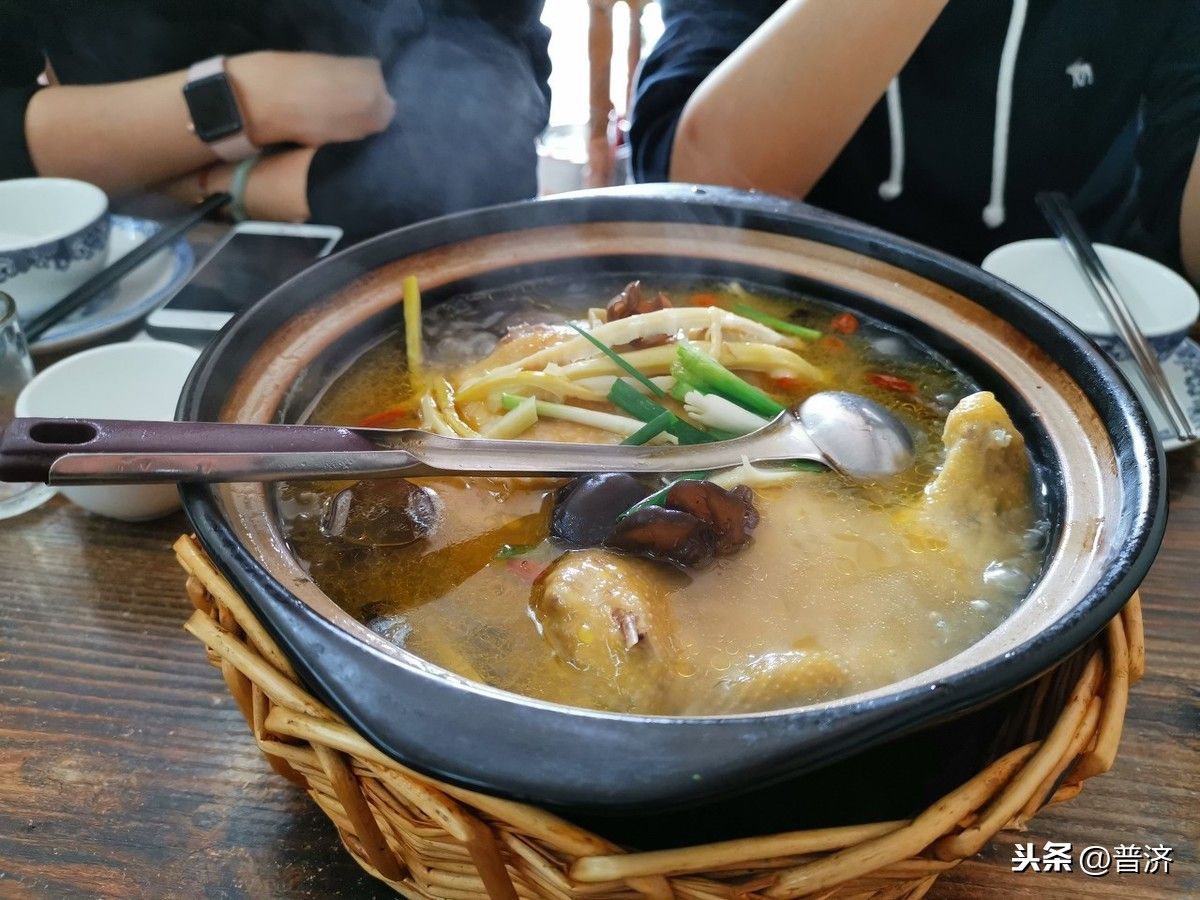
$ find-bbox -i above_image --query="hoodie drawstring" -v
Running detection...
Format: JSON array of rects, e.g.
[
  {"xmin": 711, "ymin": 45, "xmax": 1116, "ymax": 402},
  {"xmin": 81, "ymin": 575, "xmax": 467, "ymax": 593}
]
[
  {"xmin": 877, "ymin": 0, "xmax": 1029, "ymax": 229},
  {"xmin": 982, "ymin": 0, "xmax": 1029, "ymax": 228},
  {"xmin": 878, "ymin": 78, "xmax": 904, "ymax": 201}
]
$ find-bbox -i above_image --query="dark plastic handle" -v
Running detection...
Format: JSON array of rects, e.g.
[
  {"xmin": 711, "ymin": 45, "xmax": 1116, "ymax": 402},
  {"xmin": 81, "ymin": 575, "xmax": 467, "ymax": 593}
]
[{"xmin": 0, "ymin": 418, "xmax": 379, "ymax": 483}]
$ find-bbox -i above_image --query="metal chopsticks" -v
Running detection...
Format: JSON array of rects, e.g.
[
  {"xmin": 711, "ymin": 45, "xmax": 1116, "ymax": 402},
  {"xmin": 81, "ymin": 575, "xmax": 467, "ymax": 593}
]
[
  {"xmin": 23, "ymin": 192, "xmax": 231, "ymax": 343},
  {"xmin": 1036, "ymin": 191, "xmax": 1196, "ymax": 443}
]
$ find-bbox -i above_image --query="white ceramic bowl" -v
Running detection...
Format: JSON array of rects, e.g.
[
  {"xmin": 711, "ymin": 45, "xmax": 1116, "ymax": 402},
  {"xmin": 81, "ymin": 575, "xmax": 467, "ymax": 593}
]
[
  {"xmin": 0, "ymin": 178, "xmax": 111, "ymax": 321},
  {"xmin": 15, "ymin": 341, "xmax": 200, "ymax": 521},
  {"xmin": 982, "ymin": 239, "xmax": 1199, "ymax": 361}
]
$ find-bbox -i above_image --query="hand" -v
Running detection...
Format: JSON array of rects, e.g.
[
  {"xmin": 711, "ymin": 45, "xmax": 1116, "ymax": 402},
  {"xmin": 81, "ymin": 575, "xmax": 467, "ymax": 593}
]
[
  {"xmin": 228, "ymin": 51, "xmax": 395, "ymax": 148},
  {"xmin": 161, "ymin": 148, "xmax": 316, "ymax": 223}
]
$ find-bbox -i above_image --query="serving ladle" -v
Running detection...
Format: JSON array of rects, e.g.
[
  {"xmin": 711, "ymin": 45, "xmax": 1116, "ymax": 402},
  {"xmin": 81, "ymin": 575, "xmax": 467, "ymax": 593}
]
[{"xmin": 0, "ymin": 390, "xmax": 914, "ymax": 486}]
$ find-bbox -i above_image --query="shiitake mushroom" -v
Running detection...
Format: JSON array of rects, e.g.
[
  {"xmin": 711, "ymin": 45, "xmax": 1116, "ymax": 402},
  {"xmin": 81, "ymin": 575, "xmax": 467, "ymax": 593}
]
[
  {"xmin": 606, "ymin": 506, "xmax": 719, "ymax": 568},
  {"xmin": 663, "ymin": 481, "xmax": 759, "ymax": 554},
  {"xmin": 605, "ymin": 281, "xmax": 674, "ymax": 348},
  {"xmin": 319, "ymin": 478, "xmax": 441, "ymax": 547},
  {"xmin": 549, "ymin": 473, "xmax": 653, "ymax": 547},
  {"xmin": 606, "ymin": 481, "xmax": 759, "ymax": 568},
  {"xmin": 550, "ymin": 476, "xmax": 760, "ymax": 570},
  {"xmin": 605, "ymin": 280, "xmax": 673, "ymax": 321}
]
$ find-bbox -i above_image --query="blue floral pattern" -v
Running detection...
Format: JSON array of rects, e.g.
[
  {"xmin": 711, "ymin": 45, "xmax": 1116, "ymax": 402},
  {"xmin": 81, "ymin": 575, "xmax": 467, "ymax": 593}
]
[
  {"xmin": 31, "ymin": 214, "xmax": 194, "ymax": 352},
  {"xmin": 1179, "ymin": 344, "xmax": 1200, "ymax": 433},
  {"xmin": 0, "ymin": 215, "xmax": 110, "ymax": 285},
  {"xmin": 1095, "ymin": 331, "xmax": 1187, "ymax": 363},
  {"xmin": 1126, "ymin": 339, "xmax": 1200, "ymax": 450}
]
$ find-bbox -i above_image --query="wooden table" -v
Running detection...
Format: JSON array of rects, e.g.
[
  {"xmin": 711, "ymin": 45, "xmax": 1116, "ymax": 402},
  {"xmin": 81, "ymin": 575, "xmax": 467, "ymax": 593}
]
[{"xmin": 1, "ymin": 453, "xmax": 1196, "ymax": 898}]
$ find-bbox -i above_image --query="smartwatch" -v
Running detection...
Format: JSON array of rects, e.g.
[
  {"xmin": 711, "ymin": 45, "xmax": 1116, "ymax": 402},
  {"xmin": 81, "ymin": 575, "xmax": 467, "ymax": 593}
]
[{"xmin": 183, "ymin": 56, "xmax": 257, "ymax": 163}]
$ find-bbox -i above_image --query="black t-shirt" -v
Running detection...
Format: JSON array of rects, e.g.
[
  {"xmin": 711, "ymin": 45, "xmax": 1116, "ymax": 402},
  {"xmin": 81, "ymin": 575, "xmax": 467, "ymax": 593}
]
[
  {"xmin": 0, "ymin": 0, "xmax": 551, "ymax": 241},
  {"xmin": 631, "ymin": 0, "xmax": 1200, "ymax": 270}
]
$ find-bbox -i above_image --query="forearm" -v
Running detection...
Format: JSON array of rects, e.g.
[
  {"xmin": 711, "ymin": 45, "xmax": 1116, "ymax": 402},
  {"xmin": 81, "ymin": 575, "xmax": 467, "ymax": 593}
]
[
  {"xmin": 25, "ymin": 69, "xmax": 211, "ymax": 192},
  {"xmin": 1180, "ymin": 141, "xmax": 1200, "ymax": 285},
  {"xmin": 160, "ymin": 148, "xmax": 315, "ymax": 223},
  {"xmin": 22, "ymin": 50, "xmax": 386, "ymax": 197},
  {"xmin": 670, "ymin": 0, "xmax": 948, "ymax": 197}
]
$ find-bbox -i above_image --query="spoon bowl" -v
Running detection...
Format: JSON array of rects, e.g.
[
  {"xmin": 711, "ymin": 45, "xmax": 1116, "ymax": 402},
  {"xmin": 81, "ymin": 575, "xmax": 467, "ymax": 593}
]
[{"xmin": 799, "ymin": 391, "xmax": 916, "ymax": 479}]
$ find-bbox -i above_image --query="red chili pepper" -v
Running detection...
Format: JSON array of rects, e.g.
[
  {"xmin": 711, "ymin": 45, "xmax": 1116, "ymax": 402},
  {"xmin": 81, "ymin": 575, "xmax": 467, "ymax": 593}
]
[
  {"xmin": 357, "ymin": 401, "xmax": 419, "ymax": 428},
  {"xmin": 818, "ymin": 335, "xmax": 846, "ymax": 353},
  {"xmin": 771, "ymin": 376, "xmax": 807, "ymax": 392},
  {"xmin": 830, "ymin": 312, "xmax": 859, "ymax": 334},
  {"xmin": 866, "ymin": 372, "xmax": 917, "ymax": 394},
  {"xmin": 690, "ymin": 292, "xmax": 720, "ymax": 307}
]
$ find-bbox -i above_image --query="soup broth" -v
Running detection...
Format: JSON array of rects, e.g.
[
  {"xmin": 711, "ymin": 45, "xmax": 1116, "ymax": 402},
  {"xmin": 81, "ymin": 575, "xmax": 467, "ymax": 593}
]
[{"xmin": 277, "ymin": 279, "xmax": 1044, "ymax": 715}]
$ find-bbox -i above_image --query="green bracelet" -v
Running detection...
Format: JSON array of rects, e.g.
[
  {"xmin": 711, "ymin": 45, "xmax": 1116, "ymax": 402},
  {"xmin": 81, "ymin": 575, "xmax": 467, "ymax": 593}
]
[{"xmin": 229, "ymin": 153, "xmax": 261, "ymax": 222}]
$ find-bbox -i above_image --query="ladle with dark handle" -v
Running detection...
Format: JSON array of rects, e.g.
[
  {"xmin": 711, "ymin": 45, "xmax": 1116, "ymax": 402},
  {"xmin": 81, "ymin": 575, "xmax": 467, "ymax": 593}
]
[{"xmin": 0, "ymin": 390, "xmax": 915, "ymax": 485}]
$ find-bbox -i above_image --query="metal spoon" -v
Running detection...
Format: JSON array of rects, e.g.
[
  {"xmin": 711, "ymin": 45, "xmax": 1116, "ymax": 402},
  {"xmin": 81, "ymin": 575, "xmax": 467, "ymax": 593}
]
[{"xmin": 0, "ymin": 390, "xmax": 914, "ymax": 486}]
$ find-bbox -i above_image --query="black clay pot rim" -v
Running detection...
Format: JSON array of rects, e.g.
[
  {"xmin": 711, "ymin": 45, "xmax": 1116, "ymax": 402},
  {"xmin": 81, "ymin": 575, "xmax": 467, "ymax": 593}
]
[{"xmin": 177, "ymin": 185, "xmax": 1165, "ymax": 810}]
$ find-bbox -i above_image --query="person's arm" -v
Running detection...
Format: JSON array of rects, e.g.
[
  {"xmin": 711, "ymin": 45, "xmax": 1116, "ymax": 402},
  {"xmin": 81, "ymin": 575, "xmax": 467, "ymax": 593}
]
[
  {"xmin": 1178, "ymin": 143, "xmax": 1200, "ymax": 283},
  {"xmin": 668, "ymin": 0, "xmax": 948, "ymax": 197},
  {"xmin": 22, "ymin": 51, "xmax": 395, "ymax": 195},
  {"xmin": 160, "ymin": 147, "xmax": 317, "ymax": 223},
  {"xmin": 1137, "ymin": 2, "xmax": 1200, "ymax": 282},
  {"xmin": 0, "ymin": 0, "xmax": 44, "ymax": 178},
  {"xmin": 304, "ymin": 15, "xmax": 551, "ymax": 242}
]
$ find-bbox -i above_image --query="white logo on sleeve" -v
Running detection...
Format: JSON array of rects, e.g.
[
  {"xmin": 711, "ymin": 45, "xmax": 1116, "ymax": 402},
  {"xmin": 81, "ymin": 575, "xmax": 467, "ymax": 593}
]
[{"xmin": 1066, "ymin": 59, "xmax": 1094, "ymax": 88}]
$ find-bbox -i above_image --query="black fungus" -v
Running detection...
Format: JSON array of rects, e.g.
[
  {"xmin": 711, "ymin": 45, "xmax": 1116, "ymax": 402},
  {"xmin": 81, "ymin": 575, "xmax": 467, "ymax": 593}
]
[{"xmin": 550, "ymin": 473, "xmax": 654, "ymax": 547}]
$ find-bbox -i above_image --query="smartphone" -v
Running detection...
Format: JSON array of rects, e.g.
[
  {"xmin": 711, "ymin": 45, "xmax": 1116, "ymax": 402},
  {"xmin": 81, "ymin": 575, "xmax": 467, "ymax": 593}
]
[{"xmin": 145, "ymin": 221, "xmax": 342, "ymax": 343}]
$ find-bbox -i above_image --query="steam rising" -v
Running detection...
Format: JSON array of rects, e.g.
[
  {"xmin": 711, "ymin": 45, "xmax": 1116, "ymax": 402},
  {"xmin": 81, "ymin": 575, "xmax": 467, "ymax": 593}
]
[{"xmin": 259, "ymin": 2, "xmax": 552, "ymax": 239}]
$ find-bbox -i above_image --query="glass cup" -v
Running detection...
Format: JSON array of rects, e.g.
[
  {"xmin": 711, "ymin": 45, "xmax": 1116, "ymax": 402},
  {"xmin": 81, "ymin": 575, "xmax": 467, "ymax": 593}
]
[{"xmin": 0, "ymin": 292, "xmax": 55, "ymax": 519}]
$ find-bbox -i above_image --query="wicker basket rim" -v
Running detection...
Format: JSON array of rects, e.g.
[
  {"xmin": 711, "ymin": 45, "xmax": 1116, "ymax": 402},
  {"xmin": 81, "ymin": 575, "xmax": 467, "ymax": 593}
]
[{"xmin": 175, "ymin": 534, "xmax": 1143, "ymax": 900}]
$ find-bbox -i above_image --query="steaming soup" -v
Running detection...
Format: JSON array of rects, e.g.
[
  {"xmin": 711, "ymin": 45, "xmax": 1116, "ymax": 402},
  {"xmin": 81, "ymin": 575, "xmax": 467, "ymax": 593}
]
[{"xmin": 277, "ymin": 280, "xmax": 1044, "ymax": 715}]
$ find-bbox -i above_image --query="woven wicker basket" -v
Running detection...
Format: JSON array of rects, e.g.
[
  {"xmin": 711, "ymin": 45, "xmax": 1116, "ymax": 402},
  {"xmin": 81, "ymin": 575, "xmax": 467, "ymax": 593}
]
[{"xmin": 175, "ymin": 534, "xmax": 1144, "ymax": 900}]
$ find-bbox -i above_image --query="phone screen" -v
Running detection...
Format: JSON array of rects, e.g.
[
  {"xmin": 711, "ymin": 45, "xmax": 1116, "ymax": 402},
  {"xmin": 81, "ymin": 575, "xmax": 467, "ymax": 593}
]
[{"xmin": 163, "ymin": 232, "xmax": 333, "ymax": 314}]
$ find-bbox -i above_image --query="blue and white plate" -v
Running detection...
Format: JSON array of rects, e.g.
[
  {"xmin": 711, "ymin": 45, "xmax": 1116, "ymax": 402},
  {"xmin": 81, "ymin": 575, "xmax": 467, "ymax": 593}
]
[
  {"xmin": 1116, "ymin": 338, "xmax": 1200, "ymax": 452},
  {"xmin": 31, "ymin": 214, "xmax": 193, "ymax": 354}
]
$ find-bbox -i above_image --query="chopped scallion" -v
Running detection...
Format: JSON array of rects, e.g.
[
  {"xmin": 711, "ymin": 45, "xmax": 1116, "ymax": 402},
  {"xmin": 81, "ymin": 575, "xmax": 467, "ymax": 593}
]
[
  {"xmin": 669, "ymin": 360, "xmax": 698, "ymax": 402},
  {"xmin": 683, "ymin": 390, "xmax": 771, "ymax": 435},
  {"xmin": 676, "ymin": 342, "xmax": 786, "ymax": 419},
  {"xmin": 621, "ymin": 411, "xmax": 675, "ymax": 445},
  {"xmin": 498, "ymin": 394, "xmax": 674, "ymax": 442},
  {"xmin": 496, "ymin": 543, "xmax": 538, "ymax": 559},
  {"xmin": 619, "ymin": 472, "xmax": 709, "ymax": 519},
  {"xmin": 481, "ymin": 395, "xmax": 538, "ymax": 439},
  {"xmin": 732, "ymin": 303, "xmax": 822, "ymax": 340},
  {"xmin": 568, "ymin": 324, "xmax": 666, "ymax": 397},
  {"xmin": 608, "ymin": 378, "xmax": 713, "ymax": 444}
]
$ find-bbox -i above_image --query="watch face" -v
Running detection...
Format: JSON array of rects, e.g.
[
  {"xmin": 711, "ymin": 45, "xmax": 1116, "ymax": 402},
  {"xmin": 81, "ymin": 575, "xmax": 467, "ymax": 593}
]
[{"xmin": 184, "ymin": 73, "xmax": 243, "ymax": 142}]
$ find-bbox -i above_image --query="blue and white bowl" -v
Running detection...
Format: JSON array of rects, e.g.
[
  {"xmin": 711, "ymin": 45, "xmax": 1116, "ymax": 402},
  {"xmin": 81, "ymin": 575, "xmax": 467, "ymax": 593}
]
[
  {"xmin": 0, "ymin": 178, "xmax": 110, "ymax": 321},
  {"xmin": 982, "ymin": 238, "xmax": 1199, "ymax": 363}
]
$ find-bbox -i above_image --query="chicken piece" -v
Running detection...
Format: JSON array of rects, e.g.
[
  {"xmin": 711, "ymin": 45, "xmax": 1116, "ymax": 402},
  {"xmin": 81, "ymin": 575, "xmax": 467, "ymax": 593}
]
[
  {"xmin": 921, "ymin": 391, "xmax": 1031, "ymax": 530},
  {"xmin": 530, "ymin": 549, "xmax": 675, "ymax": 710},
  {"xmin": 703, "ymin": 649, "xmax": 850, "ymax": 713},
  {"xmin": 462, "ymin": 323, "xmax": 573, "ymax": 373}
]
